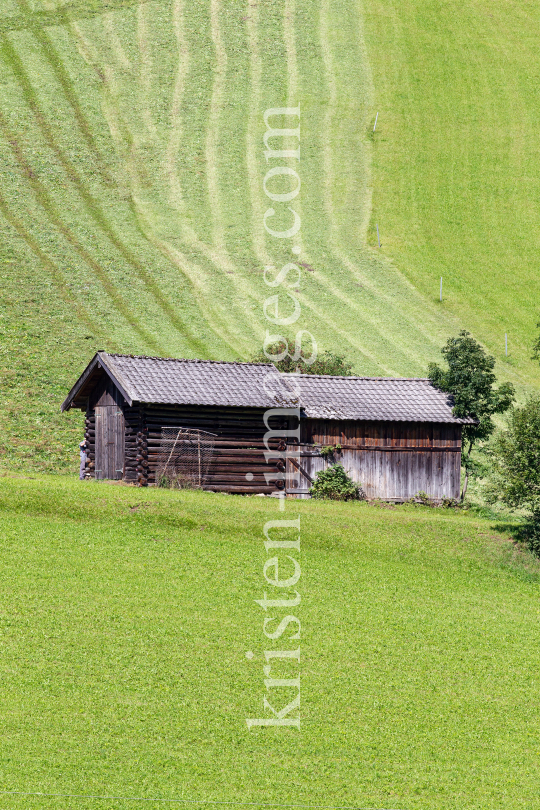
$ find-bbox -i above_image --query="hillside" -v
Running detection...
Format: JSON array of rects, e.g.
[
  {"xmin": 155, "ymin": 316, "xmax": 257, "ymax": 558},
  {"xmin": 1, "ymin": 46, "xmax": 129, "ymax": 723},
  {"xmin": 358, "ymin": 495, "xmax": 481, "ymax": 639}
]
[
  {"xmin": 1, "ymin": 475, "xmax": 540, "ymax": 809},
  {"xmin": 0, "ymin": 0, "xmax": 539, "ymax": 471}
]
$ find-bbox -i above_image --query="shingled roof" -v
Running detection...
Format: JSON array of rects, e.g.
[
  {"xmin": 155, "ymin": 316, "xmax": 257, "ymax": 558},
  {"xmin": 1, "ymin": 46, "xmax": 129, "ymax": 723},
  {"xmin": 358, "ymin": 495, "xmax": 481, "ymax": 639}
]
[
  {"xmin": 295, "ymin": 375, "xmax": 474, "ymax": 422},
  {"xmin": 61, "ymin": 352, "xmax": 475, "ymax": 424}
]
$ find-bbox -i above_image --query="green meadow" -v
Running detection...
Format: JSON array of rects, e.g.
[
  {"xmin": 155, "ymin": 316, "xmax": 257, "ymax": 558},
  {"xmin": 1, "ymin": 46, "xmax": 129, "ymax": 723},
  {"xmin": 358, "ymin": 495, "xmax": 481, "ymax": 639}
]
[
  {"xmin": 0, "ymin": 474, "xmax": 539, "ymax": 809},
  {"xmin": 1, "ymin": 4, "xmax": 540, "ymax": 807},
  {"xmin": 0, "ymin": 0, "xmax": 539, "ymax": 470}
]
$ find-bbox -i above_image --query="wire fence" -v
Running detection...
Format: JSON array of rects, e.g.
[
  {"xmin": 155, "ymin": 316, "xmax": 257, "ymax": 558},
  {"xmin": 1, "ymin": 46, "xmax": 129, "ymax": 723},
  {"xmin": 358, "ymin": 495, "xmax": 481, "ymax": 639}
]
[{"xmin": 155, "ymin": 427, "xmax": 217, "ymax": 489}]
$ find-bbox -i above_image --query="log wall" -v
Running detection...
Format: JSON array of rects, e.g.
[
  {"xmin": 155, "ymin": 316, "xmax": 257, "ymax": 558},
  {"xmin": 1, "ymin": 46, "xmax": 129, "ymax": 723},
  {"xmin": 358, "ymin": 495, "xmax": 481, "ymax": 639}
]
[
  {"xmin": 125, "ymin": 405, "xmax": 145, "ymax": 485},
  {"xmin": 142, "ymin": 404, "xmax": 285, "ymax": 493},
  {"xmin": 83, "ymin": 410, "xmax": 95, "ymax": 478}
]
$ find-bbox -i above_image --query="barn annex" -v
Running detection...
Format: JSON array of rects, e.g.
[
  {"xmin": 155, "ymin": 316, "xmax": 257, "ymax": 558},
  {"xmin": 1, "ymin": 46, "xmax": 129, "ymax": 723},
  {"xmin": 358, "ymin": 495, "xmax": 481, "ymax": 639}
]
[{"xmin": 61, "ymin": 352, "xmax": 475, "ymax": 500}]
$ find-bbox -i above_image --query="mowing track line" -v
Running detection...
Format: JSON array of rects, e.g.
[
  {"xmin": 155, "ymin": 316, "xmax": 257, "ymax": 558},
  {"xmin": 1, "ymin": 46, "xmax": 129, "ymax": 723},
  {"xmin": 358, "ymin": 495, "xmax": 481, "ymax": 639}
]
[
  {"xmin": 0, "ymin": 106, "xmax": 161, "ymax": 350},
  {"xmin": 2, "ymin": 31, "xmax": 203, "ymax": 352}
]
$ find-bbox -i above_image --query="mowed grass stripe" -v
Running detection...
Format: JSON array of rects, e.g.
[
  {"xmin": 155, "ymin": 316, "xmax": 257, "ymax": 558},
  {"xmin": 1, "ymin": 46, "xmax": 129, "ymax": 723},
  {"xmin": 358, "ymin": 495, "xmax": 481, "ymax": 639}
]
[
  {"xmin": 64, "ymin": 12, "xmax": 222, "ymax": 359},
  {"xmin": 206, "ymin": 0, "xmax": 227, "ymax": 252},
  {"xmin": 172, "ymin": 0, "xmax": 263, "ymax": 336},
  {"xmin": 213, "ymin": 4, "xmax": 261, "ymax": 275},
  {"xmin": 3, "ymin": 28, "xmax": 204, "ymax": 352},
  {"xmin": 0, "ymin": 104, "xmax": 163, "ymax": 351},
  {"xmin": 323, "ymin": 2, "xmax": 459, "ymax": 372},
  {"xmin": 167, "ymin": 0, "xmax": 214, "ymax": 247},
  {"xmin": 15, "ymin": 0, "xmax": 114, "ymax": 187},
  {"xmin": 134, "ymin": 1, "xmax": 259, "ymax": 351},
  {"xmin": 165, "ymin": 0, "xmax": 189, "ymax": 220},
  {"xmin": 4, "ymin": 12, "xmax": 216, "ymax": 360},
  {"xmin": 74, "ymin": 8, "xmax": 221, "ymax": 353},
  {"xmin": 201, "ymin": 0, "xmax": 270, "ymax": 333},
  {"xmin": 243, "ymin": 2, "xmax": 388, "ymax": 366},
  {"xmin": 110, "ymin": 0, "xmax": 263, "ymax": 348},
  {"xmin": 102, "ymin": 11, "xmax": 132, "ymax": 69},
  {"xmin": 139, "ymin": 230, "xmax": 255, "ymax": 357},
  {"xmin": 100, "ymin": 2, "xmax": 257, "ymax": 351},
  {"xmin": 315, "ymin": 0, "xmax": 454, "ymax": 371},
  {"xmin": 0, "ymin": 0, "xmax": 155, "ymax": 35},
  {"xmin": 135, "ymin": 1, "xmax": 159, "ymax": 143},
  {"xmin": 0, "ymin": 190, "xmax": 103, "ymax": 339},
  {"xmin": 279, "ymin": 0, "xmax": 428, "ymax": 371},
  {"xmin": 245, "ymin": 1, "xmax": 418, "ymax": 372},
  {"xmin": 283, "ymin": 0, "xmax": 403, "ymax": 374}
]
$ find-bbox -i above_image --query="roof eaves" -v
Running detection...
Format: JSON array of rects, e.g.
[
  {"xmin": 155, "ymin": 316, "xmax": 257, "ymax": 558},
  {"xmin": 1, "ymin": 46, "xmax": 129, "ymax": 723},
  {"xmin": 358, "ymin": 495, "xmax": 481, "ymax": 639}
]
[
  {"xmin": 60, "ymin": 352, "xmax": 100, "ymax": 412},
  {"xmin": 60, "ymin": 352, "xmax": 136, "ymax": 411}
]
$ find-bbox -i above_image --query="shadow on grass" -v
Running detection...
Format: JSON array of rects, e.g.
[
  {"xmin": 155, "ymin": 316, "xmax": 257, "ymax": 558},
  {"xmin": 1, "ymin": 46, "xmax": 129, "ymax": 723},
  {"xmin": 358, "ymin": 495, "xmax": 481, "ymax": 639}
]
[
  {"xmin": 485, "ymin": 519, "xmax": 540, "ymax": 583},
  {"xmin": 491, "ymin": 520, "xmax": 522, "ymax": 536}
]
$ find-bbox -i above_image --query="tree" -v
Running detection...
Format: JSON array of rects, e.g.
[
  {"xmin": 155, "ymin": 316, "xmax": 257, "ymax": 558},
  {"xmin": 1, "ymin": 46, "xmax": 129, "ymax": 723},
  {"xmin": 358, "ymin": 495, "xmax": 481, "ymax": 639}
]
[
  {"xmin": 485, "ymin": 397, "xmax": 540, "ymax": 554},
  {"xmin": 251, "ymin": 342, "xmax": 353, "ymax": 376},
  {"xmin": 428, "ymin": 330, "xmax": 515, "ymax": 500}
]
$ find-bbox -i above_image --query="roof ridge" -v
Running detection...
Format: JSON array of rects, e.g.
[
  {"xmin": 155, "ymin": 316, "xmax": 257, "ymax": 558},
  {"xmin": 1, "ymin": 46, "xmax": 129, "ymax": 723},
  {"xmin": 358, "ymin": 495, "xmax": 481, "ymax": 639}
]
[
  {"xmin": 103, "ymin": 354, "xmax": 433, "ymax": 381},
  {"xmin": 105, "ymin": 353, "xmax": 274, "ymax": 368}
]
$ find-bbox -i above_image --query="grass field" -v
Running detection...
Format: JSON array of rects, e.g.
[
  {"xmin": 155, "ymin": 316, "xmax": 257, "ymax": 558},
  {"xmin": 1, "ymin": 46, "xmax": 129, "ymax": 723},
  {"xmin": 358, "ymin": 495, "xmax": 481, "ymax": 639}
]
[
  {"xmin": 1, "ymin": 0, "xmax": 539, "ymax": 471},
  {"xmin": 2, "ymin": 5, "xmax": 540, "ymax": 805},
  {"xmin": 0, "ymin": 475, "xmax": 539, "ymax": 809},
  {"xmin": 363, "ymin": 0, "xmax": 540, "ymax": 387}
]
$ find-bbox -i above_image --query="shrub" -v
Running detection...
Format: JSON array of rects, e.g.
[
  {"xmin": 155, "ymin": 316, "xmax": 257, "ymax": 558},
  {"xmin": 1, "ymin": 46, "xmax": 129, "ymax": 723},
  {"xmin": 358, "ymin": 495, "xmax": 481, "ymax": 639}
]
[
  {"xmin": 309, "ymin": 464, "xmax": 361, "ymax": 501},
  {"xmin": 518, "ymin": 513, "xmax": 540, "ymax": 557},
  {"xmin": 532, "ymin": 321, "xmax": 540, "ymax": 363}
]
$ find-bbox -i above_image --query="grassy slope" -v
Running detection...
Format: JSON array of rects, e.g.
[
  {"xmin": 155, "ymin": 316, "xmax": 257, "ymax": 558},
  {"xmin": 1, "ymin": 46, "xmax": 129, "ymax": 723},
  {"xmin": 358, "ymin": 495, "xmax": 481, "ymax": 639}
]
[
  {"xmin": 1, "ymin": 0, "xmax": 539, "ymax": 471},
  {"xmin": 0, "ymin": 475, "xmax": 539, "ymax": 809},
  {"xmin": 363, "ymin": 0, "xmax": 540, "ymax": 388}
]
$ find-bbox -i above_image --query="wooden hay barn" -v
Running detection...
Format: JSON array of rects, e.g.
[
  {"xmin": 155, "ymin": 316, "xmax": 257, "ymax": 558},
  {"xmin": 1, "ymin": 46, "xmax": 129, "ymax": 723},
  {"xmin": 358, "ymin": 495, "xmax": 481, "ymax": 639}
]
[{"xmin": 61, "ymin": 352, "xmax": 474, "ymax": 501}]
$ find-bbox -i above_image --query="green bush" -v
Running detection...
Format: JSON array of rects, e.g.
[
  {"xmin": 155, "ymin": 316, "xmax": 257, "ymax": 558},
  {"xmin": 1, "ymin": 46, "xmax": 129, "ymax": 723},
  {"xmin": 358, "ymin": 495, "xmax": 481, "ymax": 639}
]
[
  {"xmin": 485, "ymin": 395, "xmax": 540, "ymax": 554},
  {"xmin": 518, "ymin": 512, "xmax": 540, "ymax": 557},
  {"xmin": 309, "ymin": 464, "xmax": 361, "ymax": 501}
]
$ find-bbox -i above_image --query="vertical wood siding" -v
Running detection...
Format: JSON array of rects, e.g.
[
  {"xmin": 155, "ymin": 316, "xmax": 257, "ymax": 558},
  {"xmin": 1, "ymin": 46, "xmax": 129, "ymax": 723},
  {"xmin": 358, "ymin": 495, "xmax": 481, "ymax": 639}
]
[
  {"xmin": 94, "ymin": 406, "xmax": 125, "ymax": 479},
  {"xmin": 290, "ymin": 420, "xmax": 462, "ymax": 500}
]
